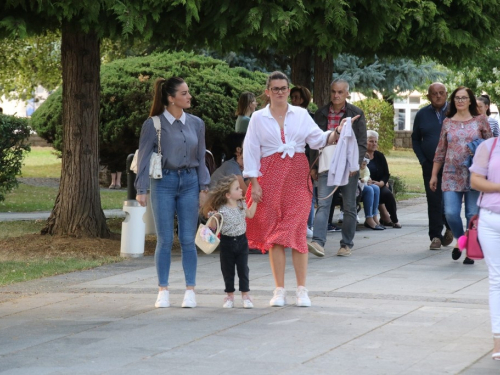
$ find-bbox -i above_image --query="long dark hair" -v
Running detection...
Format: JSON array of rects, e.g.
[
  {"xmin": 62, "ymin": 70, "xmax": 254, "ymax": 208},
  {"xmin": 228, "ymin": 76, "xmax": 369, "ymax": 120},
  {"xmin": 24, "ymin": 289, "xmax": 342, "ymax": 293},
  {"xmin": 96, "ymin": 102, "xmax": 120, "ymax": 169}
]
[
  {"xmin": 149, "ymin": 77, "xmax": 185, "ymax": 117},
  {"xmin": 477, "ymin": 94, "xmax": 492, "ymax": 116},
  {"xmin": 290, "ymin": 86, "xmax": 312, "ymax": 109},
  {"xmin": 235, "ymin": 92, "xmax": 256, "ymax": 116},
  {"xmin": 446, "ymin": 86, "xmax": 479, "ymax": 118}
]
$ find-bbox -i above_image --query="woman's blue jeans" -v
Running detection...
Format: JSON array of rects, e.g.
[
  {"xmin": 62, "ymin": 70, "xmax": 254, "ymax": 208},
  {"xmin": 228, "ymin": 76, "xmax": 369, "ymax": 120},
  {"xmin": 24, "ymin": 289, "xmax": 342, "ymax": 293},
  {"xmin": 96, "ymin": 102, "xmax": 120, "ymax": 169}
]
[
  {"xmin": 150, "ymin": 169, "xmax": 199, "ymax": 287},
  {"xmin": 443, "ymin": 190, "xmax": 480, "ymax": 239},
  {"xmin": 361, "ymin": 184, "xmax": 380, "ymax": 218}
]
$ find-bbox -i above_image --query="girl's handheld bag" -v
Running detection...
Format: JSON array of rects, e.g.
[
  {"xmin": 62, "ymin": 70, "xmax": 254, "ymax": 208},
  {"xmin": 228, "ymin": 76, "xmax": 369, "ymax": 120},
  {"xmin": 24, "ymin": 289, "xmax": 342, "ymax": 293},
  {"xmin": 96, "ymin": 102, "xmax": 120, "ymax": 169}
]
[
  {"xmin": 457, "ymin": 137, "xmax": 499, "ymax": 260},
  {"xmin": 195, "ymin": 214, "xmax": 224, "ymax": 254}
]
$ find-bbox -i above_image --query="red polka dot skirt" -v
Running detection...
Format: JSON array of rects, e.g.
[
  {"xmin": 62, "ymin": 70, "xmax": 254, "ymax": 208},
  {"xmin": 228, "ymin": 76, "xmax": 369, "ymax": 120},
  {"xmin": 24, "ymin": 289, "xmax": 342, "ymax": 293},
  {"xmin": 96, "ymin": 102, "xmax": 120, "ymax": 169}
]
[{"xmin": 245, "ymin": 135, "xmax": 312, "ymax": 253}]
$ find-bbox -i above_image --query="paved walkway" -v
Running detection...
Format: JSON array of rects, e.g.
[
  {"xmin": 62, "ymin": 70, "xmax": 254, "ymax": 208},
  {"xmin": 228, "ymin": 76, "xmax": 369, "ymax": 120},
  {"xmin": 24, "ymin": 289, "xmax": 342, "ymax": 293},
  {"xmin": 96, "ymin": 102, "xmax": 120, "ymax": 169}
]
[{"xmin": 0, "ymin": 197, "xmax": 497, "ymax": 374}]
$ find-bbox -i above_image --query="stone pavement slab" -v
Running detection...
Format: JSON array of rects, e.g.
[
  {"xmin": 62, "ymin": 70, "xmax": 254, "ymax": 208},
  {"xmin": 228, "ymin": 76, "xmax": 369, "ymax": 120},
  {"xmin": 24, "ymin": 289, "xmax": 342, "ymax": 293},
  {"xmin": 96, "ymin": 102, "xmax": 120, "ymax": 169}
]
[{"xmin": 1, "ymin": 197, "xmax": 499, "ymax": 374}]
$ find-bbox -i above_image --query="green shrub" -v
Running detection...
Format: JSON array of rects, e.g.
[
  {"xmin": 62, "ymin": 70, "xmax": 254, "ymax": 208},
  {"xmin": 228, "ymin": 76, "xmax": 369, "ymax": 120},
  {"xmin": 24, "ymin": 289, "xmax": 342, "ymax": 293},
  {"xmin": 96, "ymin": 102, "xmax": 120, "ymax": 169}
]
[
  {"xmin": 356, "ymin": 98, "xmax": 395, "ymax": 154},
  {"xmin": 389, "ymin": 175, "xmax": 408, "ymax": 200},
  {"xmin": 0, "ymin": 114, "xmax": 31, "ymax": 202},
  {"xmin": 31, "ymin": 51, "xmax": 268, "ymax": 168}
]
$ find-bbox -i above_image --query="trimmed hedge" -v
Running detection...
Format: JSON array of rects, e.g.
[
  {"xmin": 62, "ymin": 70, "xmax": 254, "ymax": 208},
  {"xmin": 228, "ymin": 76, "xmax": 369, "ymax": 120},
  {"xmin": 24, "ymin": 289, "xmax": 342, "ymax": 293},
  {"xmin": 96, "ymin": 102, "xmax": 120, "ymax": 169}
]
[
  {"xmin": 31, "ymin": 51, "xmax": 268, "ymax": 169},
  {"xmin": 0, "ymin": 114, "xmax": 31, "ymax": 202},
  {"xmin": 356, "ymin": 98, "xmax": 395, "ymax": 154}
]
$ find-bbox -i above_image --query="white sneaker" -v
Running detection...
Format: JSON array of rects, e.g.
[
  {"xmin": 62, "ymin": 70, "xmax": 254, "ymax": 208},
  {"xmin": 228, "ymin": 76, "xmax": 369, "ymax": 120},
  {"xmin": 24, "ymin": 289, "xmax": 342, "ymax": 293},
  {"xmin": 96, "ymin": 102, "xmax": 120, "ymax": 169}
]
[
  {"xmin": 306, "ymin": 227, "xmax": 313, "ymax": 238},
  {"xmin": 242, "ymin": 295, "xmax": 254, "ymax": 309},
  {"xmin": 270, "ymin": 288, "xmax": 286, "ymax": 307},
  {"xmin": 296, "ymin": 286, "xmax": 311, "ymax": 307},
  {"xmin": 155, "ymin": 289, "xmax": 170, "ymax": 308},
  {"xmin": 223, "ymin": 296, "xmax": 234, "ymax": 308},
  {"xmin": 181, "ymin": 289, "xmax": 197, "ymax": 308},
  {"xmin": 338, "ymin": 211, "xmax": 344, "ymax": 223}
]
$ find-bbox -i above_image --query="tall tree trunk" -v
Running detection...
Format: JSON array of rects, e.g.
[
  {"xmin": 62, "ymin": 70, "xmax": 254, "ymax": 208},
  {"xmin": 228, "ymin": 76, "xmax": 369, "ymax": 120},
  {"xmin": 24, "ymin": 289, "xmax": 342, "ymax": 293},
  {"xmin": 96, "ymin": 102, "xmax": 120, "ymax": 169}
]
[
  {"xmin": 42, "ymin": 23, "xmax": 109, "ymax": 238},
  {"xmin": 313, "ymin": 52, "xmax": 334, "ymax": 107},
  {"xmin": 291, "ymin": 47, "xmax": 312, "ymax": 90}
]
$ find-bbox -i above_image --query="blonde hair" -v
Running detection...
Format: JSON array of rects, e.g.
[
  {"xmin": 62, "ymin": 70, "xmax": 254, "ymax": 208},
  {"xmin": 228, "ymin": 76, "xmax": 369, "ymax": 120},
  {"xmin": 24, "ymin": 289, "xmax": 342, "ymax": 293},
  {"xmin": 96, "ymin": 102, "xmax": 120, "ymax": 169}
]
[{"xmin": 200, "ymin": 175, "xmax": 241, "ymax": 217}]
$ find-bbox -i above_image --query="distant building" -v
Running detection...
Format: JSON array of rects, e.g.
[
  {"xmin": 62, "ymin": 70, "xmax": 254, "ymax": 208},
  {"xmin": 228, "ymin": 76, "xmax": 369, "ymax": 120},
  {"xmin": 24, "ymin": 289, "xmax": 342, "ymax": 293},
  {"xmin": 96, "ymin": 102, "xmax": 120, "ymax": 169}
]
[{"xmin": 0, "ymin": 86, "xmax": 50, "ymax": 118}]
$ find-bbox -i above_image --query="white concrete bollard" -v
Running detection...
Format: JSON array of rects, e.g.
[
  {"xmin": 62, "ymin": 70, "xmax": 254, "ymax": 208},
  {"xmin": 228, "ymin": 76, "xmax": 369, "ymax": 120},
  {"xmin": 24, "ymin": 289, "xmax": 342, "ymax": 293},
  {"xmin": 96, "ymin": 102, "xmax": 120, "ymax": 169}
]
[
  {"xmin": 120, "ymin": 200, "xmax": 147, "ymax": 258},
  {"xmin": 144, "ymin": 192, "xmax": 157, "ymax": 235}
]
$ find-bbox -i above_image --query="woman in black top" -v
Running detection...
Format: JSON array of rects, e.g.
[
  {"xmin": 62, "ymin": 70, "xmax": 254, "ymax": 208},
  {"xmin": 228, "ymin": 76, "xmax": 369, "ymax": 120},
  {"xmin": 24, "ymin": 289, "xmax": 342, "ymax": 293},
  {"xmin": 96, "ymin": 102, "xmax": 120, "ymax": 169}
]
[{"xmin": 366, "ymin": 130, "xmax": 402, "ymax": 228}]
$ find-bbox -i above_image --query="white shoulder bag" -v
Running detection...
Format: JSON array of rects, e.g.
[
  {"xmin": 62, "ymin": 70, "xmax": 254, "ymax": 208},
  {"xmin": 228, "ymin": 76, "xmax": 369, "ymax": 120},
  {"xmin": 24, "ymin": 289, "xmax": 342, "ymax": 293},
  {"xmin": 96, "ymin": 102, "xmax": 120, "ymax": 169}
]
[
  {"xmin": 130, "ymin": 116, "xmax": 163, "ymax": 178},
  {"xmin": 149, "ymin": 116, "xmax": 163, "ymax": 179}
]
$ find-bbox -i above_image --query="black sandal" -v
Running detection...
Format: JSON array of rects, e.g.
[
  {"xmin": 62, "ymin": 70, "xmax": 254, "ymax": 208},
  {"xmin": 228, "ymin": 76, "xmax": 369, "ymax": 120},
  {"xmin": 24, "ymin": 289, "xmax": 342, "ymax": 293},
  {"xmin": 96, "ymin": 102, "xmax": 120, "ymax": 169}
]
[{"xmin": 379, "ymin": 219, "xmax": 394, "ymax": 227}]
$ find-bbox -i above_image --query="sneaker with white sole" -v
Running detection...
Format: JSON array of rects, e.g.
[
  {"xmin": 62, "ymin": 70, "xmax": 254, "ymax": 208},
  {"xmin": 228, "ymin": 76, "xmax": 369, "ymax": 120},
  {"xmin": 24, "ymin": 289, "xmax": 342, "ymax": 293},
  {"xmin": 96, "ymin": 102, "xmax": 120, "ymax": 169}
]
[
  {"xmin": 242, "ymin": 295, "xmax": 254, "ymax": 309},
  {"xmin": 155, "ymin": 289, "xmax": 170, "ymax": 308},
  {"xmin": 306, "ymin": 227, "xmax": 313, "ymax": 238},
  {"xmin": 270, "ymin": 287, "xmax": 286, "ymax": 307},
  {"xmin": 181, "ymin": 289, "xmax": 197, "ymax": 308},
  {"xmin": 223, "ymin": 296, "xmax": 234, "ymax": 308},
  {"xmin": 296, "ymin": 286, "xmax": 311, "ymax": 307},
  {"xmin": 307, "ymin": 241, "xmax": 325, "ymax": 257}
]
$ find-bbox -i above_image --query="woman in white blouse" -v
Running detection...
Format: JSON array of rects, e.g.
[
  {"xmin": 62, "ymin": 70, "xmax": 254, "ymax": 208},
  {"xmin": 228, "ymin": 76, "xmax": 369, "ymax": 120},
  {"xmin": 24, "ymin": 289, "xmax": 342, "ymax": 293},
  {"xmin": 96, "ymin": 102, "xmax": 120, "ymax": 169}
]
[{"xmin": 243, "ymin": 71, "xmax": 352, "ymax": 307}]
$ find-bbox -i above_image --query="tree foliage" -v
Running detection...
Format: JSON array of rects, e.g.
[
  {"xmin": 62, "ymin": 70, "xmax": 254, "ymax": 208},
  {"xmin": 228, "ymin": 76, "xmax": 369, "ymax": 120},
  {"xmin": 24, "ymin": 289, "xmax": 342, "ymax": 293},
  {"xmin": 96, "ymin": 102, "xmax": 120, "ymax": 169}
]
[
  {"xmin": 0, "ymin": 114, "xmax": 31, "ymax": 202},
  {"xmin": 0, "ymin": 30, "xmax": 61, "ymax": 100},
  {"xmin": 31, "ymin": 51, "xmax": 267, "ymax": 168},
  {"xmin": 334, "ymin": 54, "xmax": 446, "ymax": 102}
]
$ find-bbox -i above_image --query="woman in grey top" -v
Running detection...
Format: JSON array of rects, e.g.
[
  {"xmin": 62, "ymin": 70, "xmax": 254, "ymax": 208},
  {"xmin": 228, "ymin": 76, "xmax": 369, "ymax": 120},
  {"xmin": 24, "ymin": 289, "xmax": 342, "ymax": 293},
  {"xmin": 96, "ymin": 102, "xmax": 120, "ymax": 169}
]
[
  {"xmin": 234, "ymin": 92, "xmax": 257, "ymax": 133},
  {"xmin": 135, "ymin": 77, "xmax": 210, "ymax": 309}
]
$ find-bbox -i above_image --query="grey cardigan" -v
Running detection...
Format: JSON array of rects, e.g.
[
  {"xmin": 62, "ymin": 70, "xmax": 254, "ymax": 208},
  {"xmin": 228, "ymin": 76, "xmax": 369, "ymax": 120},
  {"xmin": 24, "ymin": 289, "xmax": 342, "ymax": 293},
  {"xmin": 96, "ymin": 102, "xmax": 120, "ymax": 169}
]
[{"xmin": 134, "ymin": 113, "xmax": 210, "ymax": 195}]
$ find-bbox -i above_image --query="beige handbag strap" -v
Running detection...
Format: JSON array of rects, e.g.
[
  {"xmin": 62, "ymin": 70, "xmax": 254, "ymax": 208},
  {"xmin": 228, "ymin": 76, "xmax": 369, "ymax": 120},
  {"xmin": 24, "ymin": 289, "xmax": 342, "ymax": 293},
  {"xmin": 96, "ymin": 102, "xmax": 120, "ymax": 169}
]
[
  {"xmin": 309, "ymin": 151, "xmax": 339, "ymax": 201},
  {"xmin": 206, "ymin": 214, "xmax": 224, "ymax": 236},
  {"xmin": 152, "ymin": 116, "xmax": 162, "ymax": 155}
]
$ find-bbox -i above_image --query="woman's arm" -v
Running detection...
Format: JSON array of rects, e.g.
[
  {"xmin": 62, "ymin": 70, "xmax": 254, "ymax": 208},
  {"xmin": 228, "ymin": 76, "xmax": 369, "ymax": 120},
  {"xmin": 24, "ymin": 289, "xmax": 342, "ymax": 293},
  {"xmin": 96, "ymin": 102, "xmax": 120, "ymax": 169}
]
[
  {"xmin": 471, "ymin": 172, "xmax": 500, "ymax": 193},
  {"xmin": 196, "ymin": 118, "xmax": 210, "ymax": 191},
  {"xmin": 249, "ymin": 177, "xmax": 262, "ymax": 203}
]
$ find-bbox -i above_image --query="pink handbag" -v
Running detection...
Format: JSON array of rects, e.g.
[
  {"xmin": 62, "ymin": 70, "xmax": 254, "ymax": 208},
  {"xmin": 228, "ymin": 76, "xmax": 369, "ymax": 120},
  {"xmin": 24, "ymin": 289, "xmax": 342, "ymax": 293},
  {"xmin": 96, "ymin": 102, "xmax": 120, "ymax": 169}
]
[
  {"xmin": 464, "ymin": 214, "xmax": 483, "ymax": 260},
  {"xmin": 461, "ymin": 137, "xmax": 498, "ymax": 260}
]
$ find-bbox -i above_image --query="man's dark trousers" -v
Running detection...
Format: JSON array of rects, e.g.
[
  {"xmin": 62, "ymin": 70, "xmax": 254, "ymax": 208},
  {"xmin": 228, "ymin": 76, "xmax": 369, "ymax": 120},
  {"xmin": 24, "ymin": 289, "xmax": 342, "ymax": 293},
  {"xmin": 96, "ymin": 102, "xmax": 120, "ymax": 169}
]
[{"xmin": 421, "ymin": 161, "xmax": 449, "ymax": 241}]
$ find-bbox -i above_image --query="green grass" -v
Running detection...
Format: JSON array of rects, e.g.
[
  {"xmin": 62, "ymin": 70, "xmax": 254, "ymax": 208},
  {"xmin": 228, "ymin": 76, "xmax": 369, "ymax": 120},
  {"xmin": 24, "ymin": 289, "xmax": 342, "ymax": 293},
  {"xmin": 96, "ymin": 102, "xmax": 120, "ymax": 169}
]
[
  {"xmin": 385, "ymin": 149, "xmax": 424, "ymax": 194},
  {"xmin": 1, "ymin": 147, "xmax": 126, "ymax": 212},
  {"xmin": 0, "ymin": 258, "xmax": 121, "ymax": 285},
  {"xmin": 0, "ymin": 184, "xmax": 126, "ymax": 212},
  {"xmin": 21, "ymin": 147, "xmax": 61, "ymax": 178},
  {"xmin": 0, "ymin": 220, "xmax": 45, "ymax": 239}
]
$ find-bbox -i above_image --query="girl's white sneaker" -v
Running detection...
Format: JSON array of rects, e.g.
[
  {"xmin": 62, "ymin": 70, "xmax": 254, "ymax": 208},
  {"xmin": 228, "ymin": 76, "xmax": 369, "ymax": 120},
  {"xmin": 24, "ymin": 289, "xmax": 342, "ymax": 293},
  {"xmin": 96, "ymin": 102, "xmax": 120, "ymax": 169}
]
[
  {"xmin": 223, "ymin": 296, "xmax": 234, "ymax": 308},
  {"xmin": 242, "ymin": 296, "xmax": 254, "ymax": 309}
]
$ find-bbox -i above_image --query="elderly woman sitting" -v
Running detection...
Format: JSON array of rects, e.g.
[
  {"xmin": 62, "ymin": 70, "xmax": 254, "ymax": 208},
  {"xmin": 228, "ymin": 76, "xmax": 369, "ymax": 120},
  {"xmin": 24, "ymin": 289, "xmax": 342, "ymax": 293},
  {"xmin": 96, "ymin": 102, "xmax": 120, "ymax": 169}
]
[{"xmin": 365, "ymin": 130, "xmax": 402, "ymax": 228}]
